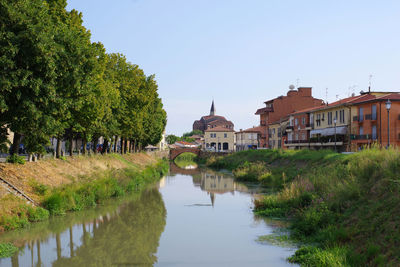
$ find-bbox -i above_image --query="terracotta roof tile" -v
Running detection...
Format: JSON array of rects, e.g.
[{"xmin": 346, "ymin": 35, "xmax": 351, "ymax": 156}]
[{"xmin": 205, "ymin": 126, "xmax": 235, "ymax": 132}]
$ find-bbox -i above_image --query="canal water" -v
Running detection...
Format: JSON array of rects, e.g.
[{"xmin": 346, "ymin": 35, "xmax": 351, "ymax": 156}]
[{"xmin": 0, "ymin": 167, "xmax": 296, "ymax": 267}]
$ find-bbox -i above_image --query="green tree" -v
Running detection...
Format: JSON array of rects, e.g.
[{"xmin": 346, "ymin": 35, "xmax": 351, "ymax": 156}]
[{"xmin": 0, "ymin": 0, "xmax": 59, "ymax": 155}]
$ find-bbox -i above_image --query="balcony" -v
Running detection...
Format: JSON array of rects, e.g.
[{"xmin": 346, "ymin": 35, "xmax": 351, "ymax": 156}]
[
  {"xmin": 350, "ymin": 134, "xmax": 378, "ymax": 140},
  {"xmin": 305, "ymin": 123, "xmax": 314, "ymax": 130},
  {"xmin": 365, "ymin": 114, "xmax": 372, "ymax": 120},
  {"xmin": 286, "ymin": 126, "xmax": 294, "ymax": 132},
  {"xmin": 353, "ymin": 115, "xmax": 364, "ymax": 123}
]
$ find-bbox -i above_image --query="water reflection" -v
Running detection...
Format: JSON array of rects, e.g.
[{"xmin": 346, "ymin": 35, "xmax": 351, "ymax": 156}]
[
  {"xmin": 0, "ymin": 188, "xmax": 166, "ymax": 267},
  {"xmin": 191, "ymin": 170, "xmax": 261, "ymax": 206}
]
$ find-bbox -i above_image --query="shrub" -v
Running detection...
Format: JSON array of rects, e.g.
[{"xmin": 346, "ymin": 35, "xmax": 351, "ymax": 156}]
[
  {"xmin": 233, "ymin": 162, "xmax": 269, "ymax": 182},
  {"xmin": 27, "ymin": 206, "xmax": 49, "ymax": 222},
  {"xmin": 0, "ymin": 243, "xmax": 18, "ymax": 258},
  {"xmin": 288, "ymin": 245, "xmax": 349, "ymax": 266},
  {"xmin": 6, "ymin": 154, "xmax": 25, "ymax": 164},
  {"xmin": 30, "ymin": 181, "xmax": 49, "ymax": 196}
]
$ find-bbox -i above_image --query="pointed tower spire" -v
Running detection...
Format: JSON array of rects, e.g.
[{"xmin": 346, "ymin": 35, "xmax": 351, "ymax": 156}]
[{"xmin": 210, "ymin": 100, "xmax": 215, "ymax": 116}]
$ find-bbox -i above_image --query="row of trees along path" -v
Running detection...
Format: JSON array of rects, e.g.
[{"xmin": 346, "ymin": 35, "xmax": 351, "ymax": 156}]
[{"xmin": 0, "ymin": 0, "xmax": 167, "ymax": 159}]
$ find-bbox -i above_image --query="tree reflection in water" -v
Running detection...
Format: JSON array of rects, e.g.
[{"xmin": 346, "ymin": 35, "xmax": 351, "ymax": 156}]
[
  {"xmin": 53, "ymin": 188, "xmax": 166, "ymax": 267},
  {"xmin": 0, "ymin": 188, "xmax": 166, "ymax": 267}
]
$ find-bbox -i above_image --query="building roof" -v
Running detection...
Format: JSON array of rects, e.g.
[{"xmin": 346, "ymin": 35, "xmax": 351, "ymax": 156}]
[
  {"xmin": 175, "ymin": 141, "xmax": 197, "ymax": 146},
  {"xmin": 205, "ymin": 126, "xmax": 235, "ymax": 132},
  {"xmin": 255, "ymin": 107, "xmax": 273, "ymax": 115},
  {"xmin": 237, "ymin": 126, "xmax": 264, "ymax": 134}
]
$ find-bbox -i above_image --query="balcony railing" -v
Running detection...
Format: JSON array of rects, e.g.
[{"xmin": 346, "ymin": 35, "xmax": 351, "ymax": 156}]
[
  {"xmin": 365, "ymin": 114, "xmax": 372, "ymax": 120},
  {"xmin": 286, "ymin": 126, "xmax": 294, "ymax": 131},
  {"xmin": 285, "ymin": 140, "xmax": 309, "ymax": 144},
  {"xmin": 350, "ymin": 134, "xmax": 378, "ymax": 140},
  {"xmin": 305, "ymin": 123, "xmax": 314, "ymax": 129}
]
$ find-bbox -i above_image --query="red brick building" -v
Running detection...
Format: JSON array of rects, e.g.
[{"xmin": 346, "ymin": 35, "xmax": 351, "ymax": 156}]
[
  {"xmin": 351, "ymin": 93, "xmax": 400, "ymax": 150},
  {"xmin": 255, "ymin": 87, "xmax": 323, "ymax": 148}
]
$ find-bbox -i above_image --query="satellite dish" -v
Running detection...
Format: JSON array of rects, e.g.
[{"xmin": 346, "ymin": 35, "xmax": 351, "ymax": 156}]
[{"xmin": 289, "ymin": 84, "xmax": 295, "ymax": 90}]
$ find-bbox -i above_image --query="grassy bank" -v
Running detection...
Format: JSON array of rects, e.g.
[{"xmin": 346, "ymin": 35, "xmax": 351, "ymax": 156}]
[
  {"xmin": 207, "ymin": 148, "xmax": 400, "ymax": 266},
  {"xmin": 0, "ymin": 153, "xmax": 168, "ymax": 234}
]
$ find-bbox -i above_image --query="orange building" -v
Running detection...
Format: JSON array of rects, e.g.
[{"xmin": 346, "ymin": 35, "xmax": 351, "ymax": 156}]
[
  {"xmin": 351, "ymin": 93, "xmax": 400, "ymax": 150},
  {"xmin": 255, "ymin": 87, "xmax": 323, "ymax": 148}
]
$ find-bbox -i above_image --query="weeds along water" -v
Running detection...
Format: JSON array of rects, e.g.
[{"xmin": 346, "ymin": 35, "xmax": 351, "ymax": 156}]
[
  {"xmin": 206, "ymin": 147, "xmax": 400, "ymax": 266},
  {"xmin": 0, "ymin": 159, "xmax": 169, "ymax": 238}
]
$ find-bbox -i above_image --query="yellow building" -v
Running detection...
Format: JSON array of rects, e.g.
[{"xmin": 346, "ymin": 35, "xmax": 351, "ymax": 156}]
[
  {"xmin": 204, "ymin": 126, "xmax": 235, "ymax": 152},
  {"xmin": 268, "ymin": 122, "xmax": 282, "ymax": 149},
  {"xmin": 235, "ymin": 126, "xmax": 262, "ymax": 151}
]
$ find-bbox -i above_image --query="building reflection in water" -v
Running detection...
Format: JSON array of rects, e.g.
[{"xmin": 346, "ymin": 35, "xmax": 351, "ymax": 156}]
[{"xmin": 192, "ymin": 170, "xmax": 255, "ymax": 206}]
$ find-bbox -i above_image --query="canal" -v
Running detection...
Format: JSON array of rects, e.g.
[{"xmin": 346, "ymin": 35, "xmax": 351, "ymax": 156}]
[{"xmin": 0, "ymin": 167, "xmax": 296, "ymax": 266}]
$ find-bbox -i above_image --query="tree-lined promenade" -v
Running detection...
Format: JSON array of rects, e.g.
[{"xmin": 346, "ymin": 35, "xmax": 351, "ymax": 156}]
[{"xmin": 0, "ymin": 0, "xmax": 166, "ymax": 159}]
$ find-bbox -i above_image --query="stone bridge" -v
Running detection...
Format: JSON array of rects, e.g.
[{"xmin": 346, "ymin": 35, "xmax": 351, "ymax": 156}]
[{"xmin": 169, "ymin": 147, "xmax": 201, "ymax": 160}]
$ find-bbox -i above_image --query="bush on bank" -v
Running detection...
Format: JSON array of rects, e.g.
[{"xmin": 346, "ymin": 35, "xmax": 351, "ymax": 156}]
[
  {"xmin": 210, "ymin": 148, "xmax": 400, "ymax": 266},
  {"xmin": 0, "ymin": 159, "xmax": 169, "ymax": 231}
]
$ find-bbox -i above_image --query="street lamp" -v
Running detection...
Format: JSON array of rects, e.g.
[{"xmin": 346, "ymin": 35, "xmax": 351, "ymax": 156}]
[
  {"xmin": 334, "ymin": 117, "xmax": 337, "ymax": 152},
  {"xmin": 386, "ymin": 99, "xmax": 391, "ymax": 148}
]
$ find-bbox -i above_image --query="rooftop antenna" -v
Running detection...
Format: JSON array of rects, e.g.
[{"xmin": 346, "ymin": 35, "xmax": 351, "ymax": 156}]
[
  {"xmin": 296, "ymin": 78, "xmax": 300, "ymax": 89},
  {"xmin": 325, "ymin": 88, "xmax": 328, "ymax": 105},
  {"xmin": 368, "ymin": 74, "xmax": 373, "ymax": 93},
  {"xmin": 336, "ymin": 94, "xmax": 339, "ymax": 100}
]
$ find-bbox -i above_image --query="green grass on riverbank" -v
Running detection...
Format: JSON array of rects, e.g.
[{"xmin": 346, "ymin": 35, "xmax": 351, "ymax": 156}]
[
  {"xmin": 208, "ymin": 148, "xmax": 400, "ymax": 266},
  {"xmin": 0, "ymin": 159, "xmax": 169, "ymax": 234},
  {"xmin": 173, "ymin": 152, "xmax": 198, "ymax": 169}
]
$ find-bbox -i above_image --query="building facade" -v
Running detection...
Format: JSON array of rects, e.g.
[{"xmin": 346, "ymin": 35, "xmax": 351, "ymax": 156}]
[
  {"xmin": 204, "ymin": 126, "xmax": 235, "ymax": 152},
  {"xmin": 255, "ymin": 87, "xmax": 324, "ymax": 148},
  {"xmin": 193, "ymin": 101, "xmax": 234, "ymax": 132},
  {"xmin": 350, "ymin": 93, "xmax": 400, "ymax": 150},
  {"xmin": 235, "ymin": 126, "xmax": 262, "ymax": 151}
]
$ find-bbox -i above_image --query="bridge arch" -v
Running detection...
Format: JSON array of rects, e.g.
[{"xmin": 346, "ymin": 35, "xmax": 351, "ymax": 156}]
[{"xmin": 169, "ymin": 147, "xmax": 200, "ymax": 160}]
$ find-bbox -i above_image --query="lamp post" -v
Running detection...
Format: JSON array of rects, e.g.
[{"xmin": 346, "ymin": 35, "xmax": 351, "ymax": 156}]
[
  {"xmin": 334, "ymin": 117, "xmax": 337, "ymax": 152},
  {"xmin": 386, "ymin": 99, "xmax": 391, "ymax": 148}
]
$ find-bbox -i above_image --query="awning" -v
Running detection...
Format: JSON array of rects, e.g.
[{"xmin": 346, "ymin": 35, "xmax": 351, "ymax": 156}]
[{"xmin": 310, "ymin": 126, "xmax": 347, "ymax": 136}]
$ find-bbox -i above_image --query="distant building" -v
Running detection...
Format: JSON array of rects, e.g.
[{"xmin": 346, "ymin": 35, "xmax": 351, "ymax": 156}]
[
  {"xmin": 174, "ymin": 141, "xmax": 199, "ymax": 148},
  {"xmin": 255, "ymin": 87, "xmax": 324, "ymax": 148},
  {"xmin": 204, "ymin": 126, "xmax": 235, "ymax": 152},
  {"xmin": 193, "ymin": 101, "xmax": 234, "ymax": 132},
  {"xmin": 235, "ymin": 126, "xmax": 263, "ymax": 151},
  {"xmin": 157, "ymin": 131, "xmax": 168, "ymax": 151}
]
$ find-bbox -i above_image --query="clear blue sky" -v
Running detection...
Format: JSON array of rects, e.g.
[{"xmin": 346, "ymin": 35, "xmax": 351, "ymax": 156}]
[{"xmin": 67, "ymin": 0, "xmax": 400, "ymax": 136}]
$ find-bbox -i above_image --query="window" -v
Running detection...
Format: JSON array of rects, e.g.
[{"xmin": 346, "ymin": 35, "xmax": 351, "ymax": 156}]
[
  {"xmin": 328, "ymin": 112, "xmax": 332, "ymax": 125},
  {"xmin": 316, "ymin": 114, "xmax": 321, "ymax": 126},
  {"xmin": 372, "ymin": 105, "xmax": 377, "ymax": 120},
  {"xmin": 339, "ymin": 110, "xmax": 345, "ymax": 123},
  {"xmin": 359, "ymin": 126, "xmax": 364, "ymax": 135},
  {"xmin": 302, "ymin": 133, "xmax": 306, "ymax": 140},
  {"xmin": 302, "ymin": 117, "xmax": 306, "ymax": 125},
  {"xmin": 272, "ymin": 129, "xmax": 275, "ymax": 135},
  {"xmin": 372, "ymin": 125, "xmax": 377, "ymax": 140},
  {"xmin": 322, "ymin": 113, "xmax": 325, "ymax": 121},
  {"xmin": 359, "ymin": 107, "xmax": 364, "ymax": 122},
  {"xmin": 224, "ymin": 133, "xmax": 227, "ymax": 138},
  {"xmin": 335, "ymin": 111, "xmax": 338, "ymax": 123},
  {"xmin": 295, "ymin": 118, "xmax": 298, "ymax": 126},
  {"xmin": 210, "ymin": 133, "xmax": 213, "ymax": 138}
]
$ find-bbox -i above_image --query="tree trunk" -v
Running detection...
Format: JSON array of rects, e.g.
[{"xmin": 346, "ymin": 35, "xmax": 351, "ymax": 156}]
[
  {"xmin": 69, "ymin": 134, "xmax": 73, "ymax": 157},
  {"xmin": 114, "ymin": 136, "xmax": 118, "ymax": 153},
  {"xmin": 102, "ymin": 139, "xmax": 108, "ymax": 154},
  {"xmin": 11, "ymin": 132, "xmax": 21, "ymax": 155},
  {"xmin": 29, "ymin": 154, "xmax": 33, "ymax": 162},
  {"xmin": 128, "ymin": 140, "xmax": 132, "ymax": 153},
  {"xmin": 56, "ymin": 136, "xmax": 62, "ymax": 158},
  {"xmin": 82, "ymin": 133, "xmax": 87, "ymax": 155},
  {"xmin": 120, "ymin": 137, "xmax": 125, "ymax": 154},
  {"xmin": 93, "ymin": 137, "xmax": 99, "ymax": 155},
  {"xmin": 133, "ymin": 140, "xmax": 136, "ymax": 153},
  {"xmin": 124, "ymin": 138, "xmax": 128, "ymax": 154}
]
